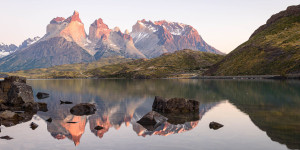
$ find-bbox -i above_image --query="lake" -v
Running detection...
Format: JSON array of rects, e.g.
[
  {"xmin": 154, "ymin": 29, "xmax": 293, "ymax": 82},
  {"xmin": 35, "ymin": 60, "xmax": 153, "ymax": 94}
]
[{"xmin": 0, "ymin": 79, "xmax": 299, "ymax": 150}]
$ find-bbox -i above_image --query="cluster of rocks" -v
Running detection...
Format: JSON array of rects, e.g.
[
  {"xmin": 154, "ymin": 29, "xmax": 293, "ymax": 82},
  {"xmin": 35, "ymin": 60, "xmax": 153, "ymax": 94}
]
[
  {"xmin": 0, "ymin": 76, "xmax": 47, "ymax": 127},
  {"xmin": 138, "ymin": 96, "xmax": 223, "ymax": 131},
  {"xmin": 137, "ymin": 96, "xmax": 200, "ymax": 131}
]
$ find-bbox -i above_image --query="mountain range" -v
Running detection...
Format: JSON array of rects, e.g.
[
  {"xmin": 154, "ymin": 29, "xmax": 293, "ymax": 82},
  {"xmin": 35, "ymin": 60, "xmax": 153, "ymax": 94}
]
[
  {"xmin": 0, "ymin": 11, "xmax": 222, "ymax": 72},
  {"xmin": 0, "ymin": 37, "xmax": 40, "ymax": 58}
]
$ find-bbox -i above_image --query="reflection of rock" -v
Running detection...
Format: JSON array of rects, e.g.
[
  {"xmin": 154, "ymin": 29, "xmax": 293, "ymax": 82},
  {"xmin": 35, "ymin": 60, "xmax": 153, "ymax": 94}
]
[
  {"xmin": 137, "ymin": 111, "xmax": 167, "ymax": 131},
  {"xmin": 36, "ymin": 92, "xmax": 49, "ymax": 99},
  {"xmin": 209, "ymin": 121, "xmax": 223, "ymax": 130},
  {"xmin": 133, "ymin": 102, "xmax": 219, "ymax": 137},
  {"xmin": 70, "ymin": 103, "xmax": 96, "ymax": 116},
  {"xmin": 152, "ymin": 96, "xmax": 199, "ymax": 113}
]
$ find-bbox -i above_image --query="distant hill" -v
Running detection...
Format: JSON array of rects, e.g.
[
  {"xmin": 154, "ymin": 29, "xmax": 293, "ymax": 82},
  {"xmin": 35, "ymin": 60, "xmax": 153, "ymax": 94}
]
[
  {"xmin": 7, "ymin": 56, "xmax": 132, "ymax": 78},
  {"xmin": 206, "ymin": 5, "xmax": 300, "ymax": 76},
  {"xmin": 7, "ymin": 50, "xmax": 223, "ymax": 79},
  {"xmin": 86, "ymin": 50, "xmax": 224, "ymax": 79}
]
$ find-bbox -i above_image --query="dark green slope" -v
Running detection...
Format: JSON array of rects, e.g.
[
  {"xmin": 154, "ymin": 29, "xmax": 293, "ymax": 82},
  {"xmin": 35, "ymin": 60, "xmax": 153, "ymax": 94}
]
[{"xmin": 206, "ymin": 5, "xmax": 300, "ymax": 76}]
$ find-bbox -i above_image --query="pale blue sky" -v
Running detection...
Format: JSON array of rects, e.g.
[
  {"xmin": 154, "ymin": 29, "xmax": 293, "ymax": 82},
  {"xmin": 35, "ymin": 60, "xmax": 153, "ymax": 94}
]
[{"xmin": 0, "ymin": 0, "xmax": 299, "ymax": 53}]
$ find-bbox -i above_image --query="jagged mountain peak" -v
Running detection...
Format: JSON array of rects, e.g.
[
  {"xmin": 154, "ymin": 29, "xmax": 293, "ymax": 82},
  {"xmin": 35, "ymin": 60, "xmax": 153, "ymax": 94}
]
[
  {"xmin": 88, "ymin": 18, "xmax": 111, "ymax": 42},
  {"xmin": 64, "ymin": 10, "xmax": 82, "ymax": 23}
]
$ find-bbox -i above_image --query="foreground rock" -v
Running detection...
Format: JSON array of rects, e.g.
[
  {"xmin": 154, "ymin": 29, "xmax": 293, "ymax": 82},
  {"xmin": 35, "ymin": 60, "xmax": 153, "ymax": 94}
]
[
  {"xmin": 0, "ymin": 76, "xmax": 48, "ymax": 127},
  {"xmin": 70, "ymin": 103, "xmax": 96, "ymax": 116},
  {"xmin": 152, "ymin": 96, "xmax": 199, "ymax": 113},
  {"xmin": 36, "ymin": 92, "xmax": 49, "ymax": 99},
  {"xmin": 209, "ymin": 121, "xmax": 224, "ymax": 130},
  {"xmin": 0, "ymin": 76, "xmax": 33, "ymax": 106}
]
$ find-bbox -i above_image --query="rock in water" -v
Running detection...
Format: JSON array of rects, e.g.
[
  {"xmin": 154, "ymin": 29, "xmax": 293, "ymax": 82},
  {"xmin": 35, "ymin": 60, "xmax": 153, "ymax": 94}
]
[
  {"xmin": 137, "ymin": 111, "xmax": 167, "ymax": 131},
  {"xmin": 60, "ymin": 100, "xmax": 73, "ymax": 104},
  {"xmin": 152, "ymin": 96, "xmax": 199, "ymax": 113},
  {"xmin": 94, "ymin": 126, "xmax": 104, "ymax": 130},
  {"xmin": 0, "ymin": 135, "xmax": 13, "ymax": 140},
  {"xmin": 209, "ymin": 121, "xmax": 224, "ymax": 130},
  {"xmin": 30, "ymin": 122, "xmax": 38, "ymax": 130},
  {"xmin": 36, "ymin": 92, "xmax": 49, "ymax": 99},
  {"xmin": 70, "ymin": 103, "xmax": 96, "ymax": 116},
  {"xmin": 46, "ymin": 118, "xmax": 52, "ymax": 123}
]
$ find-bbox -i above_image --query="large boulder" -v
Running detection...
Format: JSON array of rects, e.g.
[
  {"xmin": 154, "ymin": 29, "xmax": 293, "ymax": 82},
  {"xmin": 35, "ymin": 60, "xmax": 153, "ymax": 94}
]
[
  {"xmin": 6, "ymin": 82, "xmax": 34, "ymax": 106},
  {"xmin": 152, "ymin": 96, "xmax": 199, "ymax": 113},
  {"xmin": 70, "ymin": 103, "xmax": 96, "ymax": 116}
]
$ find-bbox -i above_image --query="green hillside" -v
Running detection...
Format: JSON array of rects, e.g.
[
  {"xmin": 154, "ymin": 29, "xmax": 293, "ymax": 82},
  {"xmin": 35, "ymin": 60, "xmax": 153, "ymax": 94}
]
[
  {"xmin": 206, "ymin": 5, "xmax": 300, "ymax": 76},
  {"xmin": 86, "ymin": 50, "xmax": 224, "ymax": 79},
  {"xmin": 7, "ymin": 56, "xmax": 133, "ymax": 78}
]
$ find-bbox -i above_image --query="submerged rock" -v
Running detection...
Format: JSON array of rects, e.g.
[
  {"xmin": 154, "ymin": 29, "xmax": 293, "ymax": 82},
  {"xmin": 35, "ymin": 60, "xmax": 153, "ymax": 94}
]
[
  {"xmin": 209, "ymin": 121, "xmax": 224, "ymax": 130},
  {"xmin": 30, "ymin": 122, "xmax": 38, "ymax": 130},
  {"xmin": 152, "ymin": 96, "xmax": 199, "ymax": 113},
  {"xmin": 70, "ymin": 103, "xmax": 96, "ymax": 116},
  {"xmin": 36, "ymin": 92, "xmax": 49, "ymax": 99}
]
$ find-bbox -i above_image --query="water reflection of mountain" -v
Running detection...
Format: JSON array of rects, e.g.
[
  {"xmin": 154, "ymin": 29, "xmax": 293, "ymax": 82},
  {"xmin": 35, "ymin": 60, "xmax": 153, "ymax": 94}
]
[
  {"xmin": 29, "ymin": 79, "xmax": 222, "ymax": 146},
  {"xmin": 28, "ymin": 79, "xmax": 300, "ymax": 148}
]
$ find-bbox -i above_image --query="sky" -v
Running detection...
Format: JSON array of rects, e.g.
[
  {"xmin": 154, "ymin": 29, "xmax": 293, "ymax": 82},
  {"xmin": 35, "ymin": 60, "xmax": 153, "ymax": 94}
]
[{"xmin": 0, "ymin": 0, "xmax": 299, "ymax": 53}]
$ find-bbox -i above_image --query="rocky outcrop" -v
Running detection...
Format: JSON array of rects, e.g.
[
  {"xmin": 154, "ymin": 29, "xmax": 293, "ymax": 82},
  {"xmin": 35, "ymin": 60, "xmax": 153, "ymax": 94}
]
[
  {"xmin": 45, "ymin": 11, "xmax": 87, "ymax": 47},
  {"xmin": 70, "ymin": 103, "xmax": 96, "ymax": 116},
  {"xmin": 152, "ymin": 96, "xmax": 199, "ymax": 113},
  {"xmin": 0, "ymin": 76, "xmax": 48, "ymax": 127}
]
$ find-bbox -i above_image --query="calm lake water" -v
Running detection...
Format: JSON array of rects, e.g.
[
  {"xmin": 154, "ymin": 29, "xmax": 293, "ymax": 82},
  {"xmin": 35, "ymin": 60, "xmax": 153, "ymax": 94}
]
[{"xmin": 0, "ymin": 79, "xmax": 299, "ymax": 150}]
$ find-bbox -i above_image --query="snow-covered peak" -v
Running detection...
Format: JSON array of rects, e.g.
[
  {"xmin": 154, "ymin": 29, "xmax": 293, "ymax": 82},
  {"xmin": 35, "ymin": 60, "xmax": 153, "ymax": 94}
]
[{"xmin": 155, "ymin": 20, "xmax": 188, "ymax": 35}]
